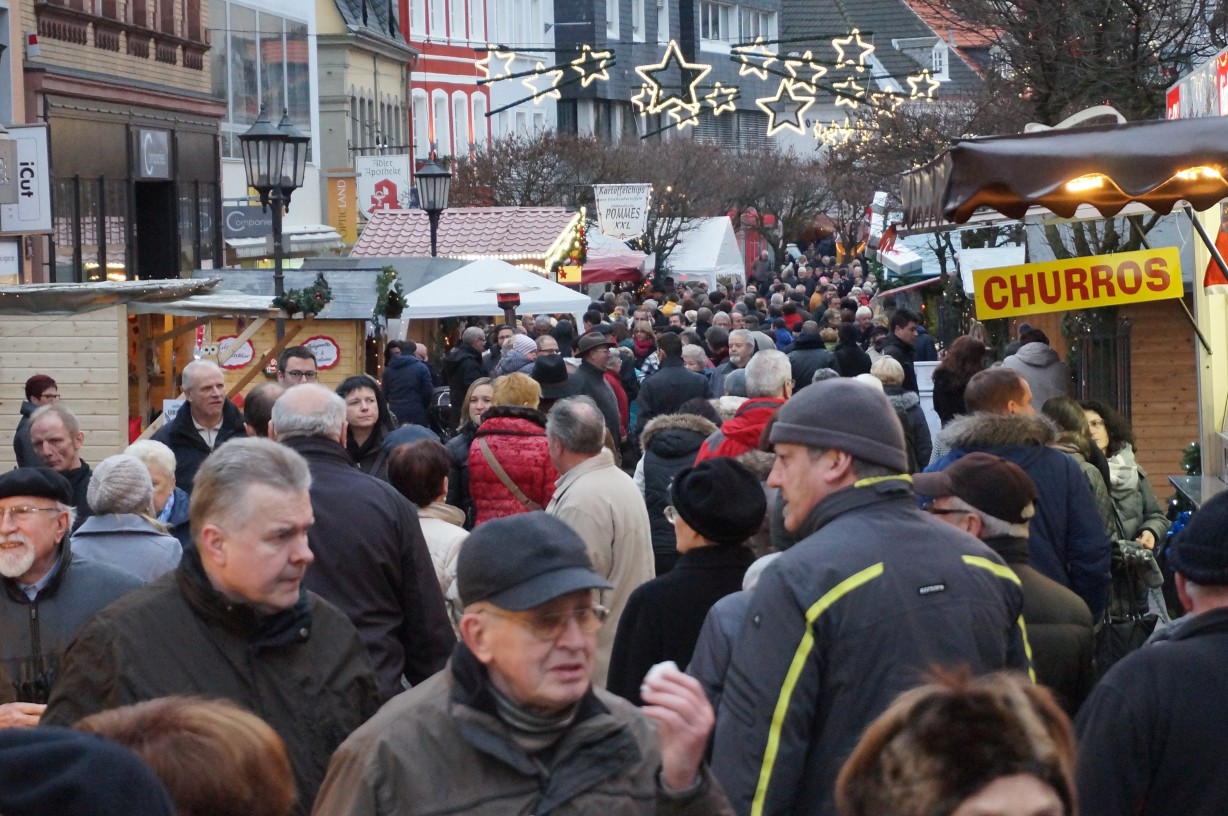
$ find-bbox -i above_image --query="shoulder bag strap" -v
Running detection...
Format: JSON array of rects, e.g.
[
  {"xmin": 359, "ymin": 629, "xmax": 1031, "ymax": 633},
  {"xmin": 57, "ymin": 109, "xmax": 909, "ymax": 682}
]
[{"xmin": 478, "ymin": 437, "xmax": 542, "ymax": 512}]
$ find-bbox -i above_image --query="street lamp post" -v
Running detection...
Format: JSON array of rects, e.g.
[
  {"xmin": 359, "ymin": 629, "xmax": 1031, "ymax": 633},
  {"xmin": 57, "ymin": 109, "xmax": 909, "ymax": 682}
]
[
  {"xmin": 415, "ymin": 158, "xmax": 452, "ymax": 257},
  {"xmin": 238, "ymin": 106, "xmax": 309, "ymax": 337}
]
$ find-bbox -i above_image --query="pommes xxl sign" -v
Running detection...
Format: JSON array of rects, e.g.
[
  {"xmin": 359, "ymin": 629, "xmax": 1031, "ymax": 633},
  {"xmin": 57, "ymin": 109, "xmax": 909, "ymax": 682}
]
[{"xmin": 593, "ymin": 184, "xmax": 651, "ymax": 241}]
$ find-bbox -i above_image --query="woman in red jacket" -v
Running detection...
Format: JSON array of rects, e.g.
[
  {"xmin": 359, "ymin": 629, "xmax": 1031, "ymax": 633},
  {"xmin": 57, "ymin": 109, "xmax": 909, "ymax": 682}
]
[{"xmin": 467, "ymin": 373, "xmax": 557, "ymax": 525}]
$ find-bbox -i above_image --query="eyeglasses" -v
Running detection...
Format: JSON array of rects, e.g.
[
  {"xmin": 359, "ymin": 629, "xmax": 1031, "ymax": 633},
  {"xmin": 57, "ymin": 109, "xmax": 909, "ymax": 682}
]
[
  {"xmin": 480, "ymin": 604, "xmax": 609, "ymax": 641},
  {"xmin": 284, "ymin": 370, "xmax": 319, "ymax": 381},
  {"xmin": 0, "ymin": 505, "xmax": 63, "ymax": 523},
  {"xmin": 37, "ymin": 393, "xmax": 60, "ymax": 402},
  {"xmin": 663, "ymin": 505, "xmax": 679, "ymax": 525}
]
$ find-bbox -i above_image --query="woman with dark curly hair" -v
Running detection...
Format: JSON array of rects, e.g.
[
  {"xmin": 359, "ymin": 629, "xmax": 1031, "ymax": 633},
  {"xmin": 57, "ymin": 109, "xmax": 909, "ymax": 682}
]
[
  {"xmin": 337, "ymin": 374, "xmax": 398, "ymax": 480},
  {"xmin": 931, "ymin": 335, "xmax": 988, "ymax": 425},
  {"xmin": 1081, "ymin": 400, "xmax": 1169, "ymax": 549}
]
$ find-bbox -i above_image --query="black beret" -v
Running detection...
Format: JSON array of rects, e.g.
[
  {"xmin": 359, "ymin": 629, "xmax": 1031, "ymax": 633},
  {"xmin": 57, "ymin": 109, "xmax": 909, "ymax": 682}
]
[
  {"xmin": 671, "ymin": 458, "xmax": 767, "ymax": 546},
  {"xmin": 0, "ymin": 468, "xmax": 73, "ymax": 505}
]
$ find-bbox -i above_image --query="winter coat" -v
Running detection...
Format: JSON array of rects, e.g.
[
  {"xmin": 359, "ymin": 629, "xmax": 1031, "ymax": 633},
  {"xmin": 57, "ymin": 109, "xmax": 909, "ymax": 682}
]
[
  {"xmin": 786, "ymin": 333, "xmax": 842, "ymax": 390},
  {"xmin": 446, "ymin": 423, "xmax": 478, "ymax": 528},
  {"xmin": 13, "ymin": 400, "xmax": 39, "ymax": 468},
  {"xmin": 885, "ymin": 386, "xmax": 932, "ymax": 472},
  {"xmin": 493, "ymin": 350, "xmax": 536, "ymax": 377},
  {"xmin": 1052, "ymin": 440, "xmax": 1116, "ymax": 537},
  {"xmin": 70, "ymin": 514, "xmax": 182, "ymax": 582},
  {"xmin": 606, "ymin": 370, "xmax": 630, "ymax": 440},
  {"xmin": 1, "ymin": 541, "xmax": 143, "ymax": 704},
  {"xmin": 1003, "ymin": 342, "xmax": 1069, "ymax": 408},
  {"xmin": 710, "ymin": 360, "xmax": 737, "ymax": 398},
  {"xmin": 280, "ymin": 435, "xmax": 456, "ymax": 703},
  {"xmin": 467, "ymin": 405, "xmax": 557, "ymax": 524},
  {"xmin": 416, "ymin": 501, "xmax": 467, "ymax": 629},
  {"xmin": 160, "ymin": 486, "xmax": 191, "ymax": 551},
  {"xmin": 42, "ymin": 547, "xmax": 382, "ymax": 816},
  {"xmin": 930, "ymin": 367, "xmax": 970, "ymax": 425},
  {"xmin": 929, "ymin": 413, "xmax": 1112, "ymax": 618},
  {"xmin": 444, "ymin": 344, "xmax": 485, "ymax": 419},
  {"xmin": 607, "ymin": 544, "xmax": 753, "ymax": 706},
  {"xmin": 710, "ymin": 479, "xmax": 1029, "ymax": 816},
  {"xmin": 311, "ymin": 641, "xmax": 734, "ymax": 816},
  {"xmin": 913, "ymin": 325, "xmax": 938, "ymax": 361},
  {"xmin": 1106, "ymin": 444, "xmax": 1170, "ymax": 543},
  {"xmin": 569, "ymin": 360, "xmax": 623, "ymax": 442},
  {"xmin": 1075, "ymin": 607, "xmax": 1228, "ymax": 816},
  {"xmin": 640, "ymin": 413, "xmax": 719, "ymax": 574},
  {"xmin": 634, "ymin": 357, "xmax": 711, "ymax": 436},
  {"xmin": 982, "ymin": 535, "xmax": 1094, "ymax": 715},
  {"xmin": 879, "ymin": 333, "xmax": 918, "ymax": 392},
  {"xmin": 62, "ymin": 461, "xmax": 93, "ymax": 531},
  {"xmin": 695, "ymin": 397, "xmax": 785, "ymax": 463},
  {"xmin": 833, "ymin": 340, "xmax": 872, "ymax": 378},
  {"xmin": 547, "ymin": 450, "xmax": 655, "ymax": 686},
  {"xmin": 151, "ymin": 399, "xmax": 247, "ymax": 495},
  {"xmin": 382, "ymin": 353, "xmax": 433, "ymax": 427},
  {"xmin": 345, "ymin": 425, "xmax": 392, "ymax": 481}
]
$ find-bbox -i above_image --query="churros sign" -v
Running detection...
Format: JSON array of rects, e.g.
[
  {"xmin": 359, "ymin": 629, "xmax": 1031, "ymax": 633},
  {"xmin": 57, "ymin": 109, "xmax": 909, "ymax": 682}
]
[{"xmin": 973, "ymin": 247, "xmax": 1182, "ymax": 320}]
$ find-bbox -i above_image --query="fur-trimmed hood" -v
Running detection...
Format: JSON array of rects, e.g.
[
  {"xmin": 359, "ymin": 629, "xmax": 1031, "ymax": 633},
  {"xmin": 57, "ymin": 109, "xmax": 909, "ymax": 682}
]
[
  {"xmin": 639, "ymin": 411, "xmax": 718, "ymax": 451},
  {"xmin": 937, "ymin": 411, "xmax": 1058, "ymax": 451},
  {"xmin": 886, "ymin": 389, "xmax": 920, "ymax": 412}
]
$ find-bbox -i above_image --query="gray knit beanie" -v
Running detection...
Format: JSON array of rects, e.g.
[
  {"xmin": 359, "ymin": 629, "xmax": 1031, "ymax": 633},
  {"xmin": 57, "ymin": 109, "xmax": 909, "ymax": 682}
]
[
  {"xmin": 769, "ymin": 378, "xmax": 908, "ymax": 472},
  {"xmin": 87, "ymin": 454, "xmax": 154, "ymax": 515}
]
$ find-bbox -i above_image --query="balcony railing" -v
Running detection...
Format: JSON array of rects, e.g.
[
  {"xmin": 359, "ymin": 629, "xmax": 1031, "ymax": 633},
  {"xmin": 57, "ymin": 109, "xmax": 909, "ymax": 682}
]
[{"xmin": 35, "ymin": 0, "xmax": 210, "ymax": 70}]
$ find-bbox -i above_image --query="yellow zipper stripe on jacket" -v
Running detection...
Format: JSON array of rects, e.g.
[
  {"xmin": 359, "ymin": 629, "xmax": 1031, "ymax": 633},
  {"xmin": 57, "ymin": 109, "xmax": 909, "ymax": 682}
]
[
  {"xmin": 962, "ymin": 554, "xmax": 1036, "ymax": 682},
  {"xmin": 750, "ymin": 562, "xmax": 886, "ymax": 816}
]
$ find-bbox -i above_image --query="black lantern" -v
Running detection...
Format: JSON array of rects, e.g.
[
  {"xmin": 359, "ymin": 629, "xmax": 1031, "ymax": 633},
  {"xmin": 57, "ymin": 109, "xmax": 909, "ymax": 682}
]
[{"xmin": 415, "ymin": 158, "xmax": 452, "ymax": 257}]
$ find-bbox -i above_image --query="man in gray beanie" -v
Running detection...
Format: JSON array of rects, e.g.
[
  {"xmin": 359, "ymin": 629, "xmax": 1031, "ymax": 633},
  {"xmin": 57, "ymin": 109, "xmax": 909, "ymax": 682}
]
[{"xmin": 710, "ymin": 378, "xmax": 1031, "ymax": 816}]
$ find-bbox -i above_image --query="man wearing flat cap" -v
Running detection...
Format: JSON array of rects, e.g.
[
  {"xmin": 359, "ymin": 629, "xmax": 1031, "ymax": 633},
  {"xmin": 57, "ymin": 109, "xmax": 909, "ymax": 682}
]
[
  {"xmin": 1076, "ymin": 489, "xmax": 1228, "ymax": 816},
  {"xmin": 0, "ymin": 468, "xmax": 141, "ymax": 727},
  {"xmin": 313, "ymin": 512, "xmax": 734, "ymax": 816},
  {"xmin": 913, "ymin": 452, "xmax": 1094, "ymax": 715},
  {"xmin": 710, "ymin": 378, "xmax": 1031, "ymax": 816},
  {"xmin": 567, "ymin": 331, "xmax": 623, "ymax": 444}
]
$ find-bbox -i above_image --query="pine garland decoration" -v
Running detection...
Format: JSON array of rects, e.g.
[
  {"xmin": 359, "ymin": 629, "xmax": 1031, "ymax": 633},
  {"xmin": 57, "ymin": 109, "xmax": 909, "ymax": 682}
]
[
  {"xmin": 374, "ymin": 265, "xmax": 407, "ymax": 320},
  {"xmin": 273, "ymin": 272, "xmax": 333, "ymax": 317}
]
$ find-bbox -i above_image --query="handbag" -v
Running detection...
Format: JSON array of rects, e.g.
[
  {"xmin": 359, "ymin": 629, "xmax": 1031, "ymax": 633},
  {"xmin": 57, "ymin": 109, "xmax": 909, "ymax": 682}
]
[{"xmin": 478, "ymin": 437, "xmax": 542, "ymax": 512}]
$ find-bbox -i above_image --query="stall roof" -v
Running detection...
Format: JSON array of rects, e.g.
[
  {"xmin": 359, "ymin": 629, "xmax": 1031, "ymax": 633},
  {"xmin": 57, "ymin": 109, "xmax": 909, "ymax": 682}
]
[
  {"xmin": 189, "ymin": 268, "xmax": 412, "ymax": 321},
  {"xmin": 0, "ymin": 279, "xmax": 218, "ymax": 315},
  {"xmin": 351, "ymin": 207, "xmax": 580, "ymax": 259},
  {"xmin": 902, "ymin": 116, "xmax": 1228, "ymax": 229},
  {"xmin": 127, "ymin": 292, "xmax": 281, "ymax": 317},
  {"xmin": 666, "ymin": 218, "xmax": 746, "ymax": 289},
  {"xmin": 299, "ymin": 256, "xmax": 467, "ymax": 293},
  {"xmin": 400, "ymin": 258, "xmax": 590, "ymax": 324}
]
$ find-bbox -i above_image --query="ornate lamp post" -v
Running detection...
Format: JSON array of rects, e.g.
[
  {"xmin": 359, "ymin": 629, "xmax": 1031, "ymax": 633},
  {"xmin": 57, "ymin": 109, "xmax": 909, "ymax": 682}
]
[
  {"xmin": 415, "ymin": 158, "xmax": 452, "ymax": 257},
  {"xmin": 238, "ymin": 106, "xmax": 309, "ymax": 336}
]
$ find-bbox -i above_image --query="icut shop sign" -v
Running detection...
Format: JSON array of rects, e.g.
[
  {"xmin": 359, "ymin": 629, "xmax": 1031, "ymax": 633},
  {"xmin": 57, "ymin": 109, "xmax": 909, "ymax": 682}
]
[{"xmin": 973, "ymin": 247, "xmax": 1182, "ymax": 320}]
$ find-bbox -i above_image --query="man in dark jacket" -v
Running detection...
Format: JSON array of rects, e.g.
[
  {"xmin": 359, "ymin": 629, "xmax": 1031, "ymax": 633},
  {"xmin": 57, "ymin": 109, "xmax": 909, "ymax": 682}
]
[
  {"xmin": 270, "ymin": 384, "xmax": 454, "ymax": 702},
  {"xmin": 152, "ymin": 360, "xmax": 246, "ymax": 494},
  {"xmin": 914, "ymin": 453, "xmax": 1094, "ymax": 715},
  {"xmin": 634, "ymin": 333, "xmax": 710, "ymax": 436},
  {"xmin": 0, "ymin": 468, "xmax": 142, "ymax": 723},
  {"xmin": 711, "ymin": 379, "xmax": 1030, "ymax": 816},
  {"xmin": 785, "ymin": 321, "xmax": 841, "ymax": 390},
  {"xmin": 27, "ymin": 404, "xmax": 94, "ymax": 527},
  {"xmin": 834, "ymin": 322, "xmax": 872, "ymax": 377},
  {"xmin": 710, "ymin": 328, "xmax": 754, "ymax": 398},
  {"xmin": 638, "ymin": 411, "xmax": 719, "ymax": 574},
  {"xmin": 928, "ymin": 368, "xmax": 1112, "ymax": 618},
  {"xmin": 43, "ymin": 438, "xmax": 381, "ymax": 816},
  {"xmin": 880, "ymin": 308, "xmax": 920, "ymax": 393},
  {"xmin": 1076, "ymin": 491, "xmax": 1228, "ymax": 816},
  {"xmin": 13, "ymin": 374, "xmax": 57, "ymax": 468},
  {"xmin": 444, "ymin": 326, "xmax": 487, "ymax": 414},
  {"xmin": 382, "ymin": 340, "xmax": 433, "ymax": 427},
  {"xmin": 567, "ymin": 332, "xmax": 622, "ymax": 443}
]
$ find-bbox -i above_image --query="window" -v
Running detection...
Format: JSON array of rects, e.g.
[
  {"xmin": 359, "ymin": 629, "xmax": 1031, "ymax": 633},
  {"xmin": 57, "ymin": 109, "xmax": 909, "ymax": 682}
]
[
  {"xmin": 412, "ymin": 89, "xmax": 430, "ymax": 159},
  {"xmin": 606, "ymin": 0, "xmax": 619, "ymax": 38},
  {"xmin": 132, "ymin": 0, "xmax": 150, "ymax": 27},
  {"xmin": 432, "ymin": 90, "xmax": 451, "ymax": 155},
  {"xmin": 932, "ymin": 42, "xmax": 948, "ymax": 77},
  {"xmin": 515, "ymin": 110, "xmax": 527, "ymax": 134},
  {"xmin": 410, "ymin": 0, "xmax": 426, "ymax": 35},
  {"xmin": 451, "ymin": 0, "xmax": 466, "ymax": 39},
  {"xmin": 186, "ymin": 0, "xmax": 202, "ymax": 41},
  {"xmin": 534, "ymin": 111, "xmax": 545, "ymax": 132},
  {"xmin": 453, "ymin": 92, "xmax": 470, "ymax": 154},
  {"xmin": 429, "ymin": 0, "xmax": 443, "ymax": 34},
  {"xmin": 656, "ymin": 0, "xmax": 667, "ymax": 42},
  {"xmin": 700, "ymin": 2, "xmax": 731, "ymax": 42},
  {"xmin": 469, "ymin": 0, "xmax": 484, "ymax": 42},
  {"xmin": 158, "ymin": 0, "xmax": 175, "ymax": 35},
  {"xmin": 739, "ymin": 8, "xmax": 774, "ymax": 41},
  {"xmin": 631, "ymin": 0, "xmax": 645, "ymax": 41},
  {"xmin": 471, "ymin": 94, "xmax": 488, "ymax": 150}
]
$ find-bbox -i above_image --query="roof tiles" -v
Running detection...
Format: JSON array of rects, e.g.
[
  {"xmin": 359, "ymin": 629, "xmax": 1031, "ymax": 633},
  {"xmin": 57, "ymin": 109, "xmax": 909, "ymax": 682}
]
[{"xmin": 351, "ymin": 207, "xmax": 579, "ymax": 259}]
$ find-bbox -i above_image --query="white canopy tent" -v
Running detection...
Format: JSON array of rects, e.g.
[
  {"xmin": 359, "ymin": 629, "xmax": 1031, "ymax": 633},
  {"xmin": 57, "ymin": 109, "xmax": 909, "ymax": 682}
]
[
  {"xmin": 402, "ymin": 258, "xmax": 591, "ymax": 324},
  {"xmin": 662, "ymin": 217, "xmax": 746, "ymax": 289}
]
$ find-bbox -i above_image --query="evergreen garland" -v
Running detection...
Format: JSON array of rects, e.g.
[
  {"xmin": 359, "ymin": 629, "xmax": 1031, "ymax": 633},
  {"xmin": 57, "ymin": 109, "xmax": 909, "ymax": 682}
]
[
  {"xmin": 273, "ymin": 272, "xmax": 333, "ymax": 317},
  {"xmin": 373, "ymin": 265, "xmax": 407, "ymax": 320}
]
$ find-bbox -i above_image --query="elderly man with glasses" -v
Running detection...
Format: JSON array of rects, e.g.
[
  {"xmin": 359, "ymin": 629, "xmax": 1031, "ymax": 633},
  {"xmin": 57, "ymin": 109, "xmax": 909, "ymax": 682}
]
[
  {"xmin": 0, "ymin": 468, "xmax": 141, "ymax": 727},
  {"xmin": 314, "ymin": 511, "xmax": 732, "ymax": 816},
  {"xmin": 152, "ymin": 360, "xmax": 246, "ymax": 495}
]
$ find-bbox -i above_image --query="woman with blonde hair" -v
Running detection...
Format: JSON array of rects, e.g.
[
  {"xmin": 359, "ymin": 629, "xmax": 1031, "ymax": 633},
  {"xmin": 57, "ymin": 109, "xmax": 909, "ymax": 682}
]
[{"xmin": 467, "ymin": 373, "xmax": 557, "ymax": 524}]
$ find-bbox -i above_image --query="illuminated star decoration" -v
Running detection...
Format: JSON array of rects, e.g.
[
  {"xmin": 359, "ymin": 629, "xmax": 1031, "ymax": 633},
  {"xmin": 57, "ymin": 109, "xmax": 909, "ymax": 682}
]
[
  {"xmin": 756, "ymin": 79, "xmax": 816, "ymax": 136},
  {"xmin": 831, "ymin": 29, "xmax": 875, "ymax": 72},
  {"xmin": 832, "ymin": 75, "xmax": 867, "ymax": 108},
  {"xmin": 667, "ymin": 105, "xmax": 701, "ymax": 130},
  {"xmin": 782, "ymin": 50, "xmax": 828, "ymax": 92},
  {"xmin": 705, "ymin": 82, "xmax": 739, "ymax": 115},
  {"xmin": 523, "ymin": 61, "xmax": 564, "ymax": 103},
  {"xmin": 906, "ymin": 69, "xmax": 941, "ymax": 99},
  {"xmin": 634, "ymin": 40, "xmax": 713, "ymax": 116},
  {"xmin": 815, "ymin": 116, "xmax": 858, "ymax": 147},
  {"xmin": 571, "ymin": 45, "xmax": 613, "ymax": 88},
  {"xmin": 476, "ymin": 45, "xmax": 518, "ymax": 81},
  {"xmin": 630, "ymin": 83, "xmax": 654, "ymax": 115},
  {"xmin": 870, "ymin": 91, "xmax": 906, "ymax": 112},
  {"xmin": 734, "ymin": 36, "xmax": 777, "ymax": 80}
]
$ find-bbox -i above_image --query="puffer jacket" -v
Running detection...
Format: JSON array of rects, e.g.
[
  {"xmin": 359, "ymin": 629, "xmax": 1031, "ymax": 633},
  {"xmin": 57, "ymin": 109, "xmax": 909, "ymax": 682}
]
[
  {"xmin": 468, "ymin": 405, "xmax": 557, "ymax": 524},
  {"xmin": 311, "ymin": 641, "xmax": 735, "ymax": 816},
  {"xmin": 1003, "ymin": 342, "xmax": 1069, "ymax": 408},
  {"xmin": 382, "ymin": 353, "xmax": 433, "ymax": 427},
  {"xmin": 640, "ymin": 413, "xmax": 719, "ymax": 573},
  {"xmin": 929, "ymin": 412, "xmax": 1112, "ymax": 618},
  {"xmin": 694, "ymin": 397, "xmax": 785, "ymax": 463},
  {"xmin": 885, "ymin": 386, "xmax": 932, "ymax": 472},
  {"xmin": 1107, "ymin": 444, "xmax": 1170, "ymax": 543},
  {"xmin": 1052, "ymin": 439, "xmax": 1116, "ymax": 537}
]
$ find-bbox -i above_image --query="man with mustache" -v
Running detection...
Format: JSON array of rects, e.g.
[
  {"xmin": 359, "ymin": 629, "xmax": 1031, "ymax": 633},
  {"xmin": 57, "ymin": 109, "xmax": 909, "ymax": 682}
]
[
  {"xmin": 42, "ymin": 439, "xmax": 380, "ymax": 816},
  {"xmin": 0, "ymin": 468, "xmax": 141, "ymax": 727}
]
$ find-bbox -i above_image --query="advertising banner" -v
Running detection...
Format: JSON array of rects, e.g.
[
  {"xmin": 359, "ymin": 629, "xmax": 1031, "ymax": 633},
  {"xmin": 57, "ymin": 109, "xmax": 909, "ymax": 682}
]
[
  {"xmin": 356, "ymin": 154, "xmax": 412, "ymax": 215},
  {"xmin": 593, "ymin": 183, "xmax": 651, "ymax": 240},
  {"xmin": 327, "ymin": 171, "xmax": 358, "ymax": 244},
  {"xmin": 973, "ymin": 247, "xmax": 1182, "ymax": 320},
  {"xmin": 0, "ymin": 125, "xmax": 52, "ymax": 235}
]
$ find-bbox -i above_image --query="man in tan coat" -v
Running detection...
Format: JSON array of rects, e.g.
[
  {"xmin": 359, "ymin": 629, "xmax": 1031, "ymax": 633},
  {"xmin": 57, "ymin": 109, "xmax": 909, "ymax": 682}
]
[{"xmin": 546, "ymin": 396, "xmax": 654, "ymax": 685}]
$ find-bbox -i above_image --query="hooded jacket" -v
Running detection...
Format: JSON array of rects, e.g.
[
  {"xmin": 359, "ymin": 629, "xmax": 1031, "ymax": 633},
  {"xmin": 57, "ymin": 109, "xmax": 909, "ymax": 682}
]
[
  {"xmin": 929, "ymin": 412, "xmax": 1112, "ymax": 618},
  {"xmin": 1003, "ymin": 342, "xmax": 1069, "ymax": 408},
  {"xmin": 468, "ymin": 405, "xmax": 557, "ymax": 524},
  {"xmin": 382, "ymin": 352, "xmax": 433, "ymax": 427},
  {"xmin": 833, "ymin": 338, "xmax": 872, "ymax": 379},
  {"xmin": 885, "ymin": 386, "xmax": 932, "ymax": 472},
  {"xmin": 694, "ymin": 397, "xmax": 785, "ymax": 463},
  {"xmin": 635, "ymin": 357, "xmax": 711, "ymax": 436},
  {"xmin": 711, "ymin": 478, "xmax": 1030, "ymax": 816},
  {"xmin": 151, "ymin": 399, "xmax": 247, "ymax": 495},
  {"xmin": 640, "ymin": 413, "xmax": 719, "ymax": 571}
]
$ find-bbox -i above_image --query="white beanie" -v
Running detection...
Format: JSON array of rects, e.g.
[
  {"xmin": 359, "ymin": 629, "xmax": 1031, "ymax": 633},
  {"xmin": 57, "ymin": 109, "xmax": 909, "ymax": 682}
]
[{"xmin": 88, "ymin": 454, "xmax": 154, "ymax": 515}]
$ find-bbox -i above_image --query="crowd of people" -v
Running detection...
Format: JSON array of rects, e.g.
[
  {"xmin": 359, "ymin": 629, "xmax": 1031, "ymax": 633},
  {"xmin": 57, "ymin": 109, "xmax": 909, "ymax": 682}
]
[{"xmin": 0, "ymin": 258, "xmax": 1220, "ymax": 816}]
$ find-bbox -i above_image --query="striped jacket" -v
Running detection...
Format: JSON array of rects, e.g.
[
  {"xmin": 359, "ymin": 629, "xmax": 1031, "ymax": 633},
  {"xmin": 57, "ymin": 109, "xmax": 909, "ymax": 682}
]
[{"xmin": 710, "ymin": 477, "xmax": 1030, "ymax": 816}]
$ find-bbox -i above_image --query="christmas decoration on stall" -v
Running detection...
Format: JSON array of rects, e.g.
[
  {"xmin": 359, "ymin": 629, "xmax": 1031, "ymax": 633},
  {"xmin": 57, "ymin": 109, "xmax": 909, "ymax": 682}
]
[
  {"xmin": 372, "ymin": 265, "xmax": 406, "ymax": 335},
  {"xmin": 273, "ymin": 272, "xmax": 333, "ymax": 317},
  {"xmin": 547, "ymin": 214, "xmax": 588, "ymax": 280}
]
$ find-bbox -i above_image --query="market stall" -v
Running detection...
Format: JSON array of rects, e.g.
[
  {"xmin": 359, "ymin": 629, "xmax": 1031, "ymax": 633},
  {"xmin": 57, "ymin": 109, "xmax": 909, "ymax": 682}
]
[
  {"xmin": 663, "ymin": 217, "xmax": 746, "ymax": 289},
  {"xmin": 399, "ymin": 258, "xmax": 590, "ymax": 324}
]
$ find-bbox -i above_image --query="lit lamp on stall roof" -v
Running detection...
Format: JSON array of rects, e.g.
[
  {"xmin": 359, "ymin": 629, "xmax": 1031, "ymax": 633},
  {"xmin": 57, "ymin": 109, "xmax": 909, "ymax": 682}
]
[
  {"xmin": 415, "ymin": 157, "xmax": 452, "ymax": 257},
  {"xmin": 480, "ymin": 282, "xmax": 539, "ymax": 328}
]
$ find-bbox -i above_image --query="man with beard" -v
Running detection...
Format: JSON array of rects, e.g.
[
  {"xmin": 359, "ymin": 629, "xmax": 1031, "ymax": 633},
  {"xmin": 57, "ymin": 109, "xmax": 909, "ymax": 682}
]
[
  {"xmin": 710, "ymin": 328, "xmax": 755, "ymax": 398},
  {"xmin": 0, "ymin": 468, "xmax": 141, "ymax": 725}
]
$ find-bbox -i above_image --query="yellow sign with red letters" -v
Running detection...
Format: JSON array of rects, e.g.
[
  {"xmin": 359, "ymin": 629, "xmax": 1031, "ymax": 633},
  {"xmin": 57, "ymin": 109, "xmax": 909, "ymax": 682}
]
[{"xmin": 973, "ymin": 247, "xmax": 1182, "ymax": 320}]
